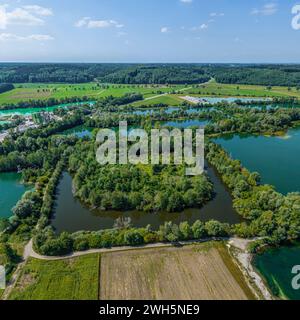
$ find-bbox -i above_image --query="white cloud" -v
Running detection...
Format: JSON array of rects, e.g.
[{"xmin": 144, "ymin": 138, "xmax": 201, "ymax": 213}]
[
  {"xmin": 74, "ymin": 17, "xmax": 90, "ymax": 28},
  {"xmin": 75, "ymin": 17, "xmax": 124, "ymax": 29},
  {"xmin": 5, "ymin": 8, "xmax": 44, "ymax": 26},
  {"xmin": 185, "ymin": 11, "xmax": 223, "ymax": 33},
  {"xmin": 22, "ymin": 5, "xmax": 53, "ymax": 17},
  {"xmin": 210, "ymin": 12, "xmax": 225, "ymax": 17},
  {"xmin": 251, "ymin": 3, "xmax": 278, "ymax": 16},
  {"xmin": 0, "ymin": 5, "xmax": 8, "ymax": 29},
  {"xmin": 0, "ymin": 33, "xmax": 21, "ymax": 41},
  {"xmin": 180, "ymin": 0, "xmax": 193, "ymax": 3},
  {"xmin": 0, "ymin": 32, "xmax": 54, "ymax": 41},
  {"xmin": 0, "ymin": 4, "xmax": 53, "ymax": 29},
  {"xmin": 190, "ymin": 23, "xmax": 208, "ymax": 31},
  {"xmin": 161, "ymin": 26, "xmax": 170, "ymax": 33},
  {"xmin": 27, "ymin": 34, "xmax": 54, "ymax": 41}
]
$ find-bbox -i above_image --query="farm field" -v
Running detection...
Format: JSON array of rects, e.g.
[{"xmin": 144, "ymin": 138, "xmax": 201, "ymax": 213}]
[
  {"xmin": 7, "ymin": 242, "xmax": 256, "ymax": 300},
  {"xmin": 8, "ymin": 254, "xmax": 100, "ymax": 300},
  {"xmin": 100, "ymin": 242, "xmax": 256, "ymax": 300},
  {"xmin": 1, "ymin": 81, "xmax": 298, "ymax": 107},
  {"xmin": 131, "ymin": 94, "xmax": 184, "ymax": 106},
  {"xmin": 184, "ymin": 81, "xmax": 300, "ymax": 99},
  {"xmin": 0, "ymin": 83, "xmax": 185, "ymax": 105},
  {"xmin": 127, "ymin": 81, "xmax": 300, "ymax": 107}
]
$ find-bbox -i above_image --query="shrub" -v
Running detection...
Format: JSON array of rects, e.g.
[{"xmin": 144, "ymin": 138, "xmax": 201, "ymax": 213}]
[{"xmin": 124, "ymin": 230, "xmax": 144, "ymax": 246}]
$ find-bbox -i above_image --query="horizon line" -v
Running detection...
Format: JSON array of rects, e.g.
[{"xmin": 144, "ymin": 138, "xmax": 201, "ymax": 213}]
[{"xmin": 1, "ymin": 61, "xmax": 300, "ymax": 65}]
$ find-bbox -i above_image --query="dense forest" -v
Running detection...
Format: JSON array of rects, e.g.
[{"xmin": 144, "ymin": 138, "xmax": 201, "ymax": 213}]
[
  {"xmin": 1, "ymin": 63, "xmax": 300, "ymax": 86},
  {"xmin": 212, "ymin": 65, "xmax": 300, "ymax": 87},
  {"xmin": 100, "ymin": 65, "xmax": 211, "ymax": 84},
  {"xmin": 0, "ymin": 83, "xmax": 14, "ymax": 94},
  {"xmin": 69, "ymin": 141, "xmax": 213, "ymax": 213},
  {"xmin": 0, "ymin": 64, "xmax": 116, "ymax": 83}
]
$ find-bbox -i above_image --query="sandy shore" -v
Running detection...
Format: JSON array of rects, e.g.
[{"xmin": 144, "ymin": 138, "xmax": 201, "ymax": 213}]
[{"xmin": 228, "ymin": 238, "xmax": 273, "ymax": 300}]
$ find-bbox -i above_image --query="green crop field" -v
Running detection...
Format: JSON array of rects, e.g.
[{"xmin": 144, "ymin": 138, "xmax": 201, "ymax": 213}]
[
  {"xmin": 1, "ymin": 80, "xmax": 298, "ymax": 107},
  {"xmin": 9, "ymin": 254, "xmax": 100, "ymax": 300},
  {"xmin": 0, "ymin": 83, "xmax": 185, "ymax": 105},
  {"xmin": 184, "ymin": 81, "xmax": 300, "ymax": 99},
  {"xmin": 131, "ymin": 94, "xmax": 184, "ymax": 107},
  {"xmin": 125, "ymin": 81, "xmax": 300, "ymax": 107}
]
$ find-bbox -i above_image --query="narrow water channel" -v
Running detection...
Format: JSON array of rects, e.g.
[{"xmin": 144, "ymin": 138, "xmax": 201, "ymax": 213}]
[{"xmin": 51, "ymin": 164, "xmax": 241, "ymax": 234}]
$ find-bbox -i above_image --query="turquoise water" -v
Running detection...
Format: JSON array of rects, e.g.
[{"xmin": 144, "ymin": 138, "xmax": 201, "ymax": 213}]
[
  {"xmin": 194, "ymin": 97, "xmax": 271, "ymax": 104},
  {"xmin": 132, "ymin": 107, "xmax": 179, "ymax": 115},
  {"xmin": 0, "ymin": 172, "xmax": 30, "ymax": 218},
  {"xmin": 61, "ymin": 125, "xmax": 93, "ymax": 138},
  {"xmin": 0, "ymin": 101, "xmax": 95, "ymax": 116},
  {"xmin": 162, "ymin": 119, "xmax": 209, "ymax": 128},
  {"xmin": 254, "ymin": 244, "xmax": 300, "ymax": 300},
  {"xmin": 215, "ymin": 126, "xmax": 300, "ymax": 194}
]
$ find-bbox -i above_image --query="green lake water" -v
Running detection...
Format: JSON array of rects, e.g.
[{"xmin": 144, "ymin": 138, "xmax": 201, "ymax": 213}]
[
  {"xmin": 214, "ymin": 126, "xmax": 300, "ymax": 195},
  {"xmin": 215, "ymin": 126, "xmax": 300, "ymax": 300},
  {"xmin": 61, "ymin": 125, "xmax": 93, "ymax": 138},
  {"xmin": 253, "ymin": 244, "xmax": 300, "ymax": 300},
  {"xmin": 52, "ymin": 164, "xmax": 241, "ymax": 233},
  {"xmin": 0, "ymin": 172, "xmax": 30, "ymax": 218}
]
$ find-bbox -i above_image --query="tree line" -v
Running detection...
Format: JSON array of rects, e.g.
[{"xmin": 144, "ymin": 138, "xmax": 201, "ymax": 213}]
[
  {"xmin": 33, "ymin": 220, "xmax": 230, "ymax": 256},
  {"xmin": 206, "ymin": 142, "xmax": 300, "ymax": 252},
  {"xmin": 1, "ymin": 63, "xmax": 300, "ymax": 86},
  {"xmin": 0, "ymin": 83, "xmax": 14, "ymax": 94}
]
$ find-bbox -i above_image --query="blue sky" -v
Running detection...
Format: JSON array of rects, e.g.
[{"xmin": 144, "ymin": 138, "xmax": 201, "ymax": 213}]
[{"xmin": 0, "ymin": 0, "xmax": 300, "ymax": 62}]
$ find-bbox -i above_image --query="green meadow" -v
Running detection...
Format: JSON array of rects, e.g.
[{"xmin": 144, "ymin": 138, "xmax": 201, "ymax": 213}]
[
  {"xmin": 0, "ymin": 83, "xmax": 185, "ymax": 105},
  {"xmin": 9, "ymin": 254, "xmax": 100, "ymax": 300},
  {"xmin": 184, "ymin": 81, "xmax": 300, "ymax": 99},
  {"xmin": 1, "ymin": 80, "xmax": 299, "ymax": 108},
  {"xmin": 131, "ymin": 94, "xmax": 184, "ymax": 106}
]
